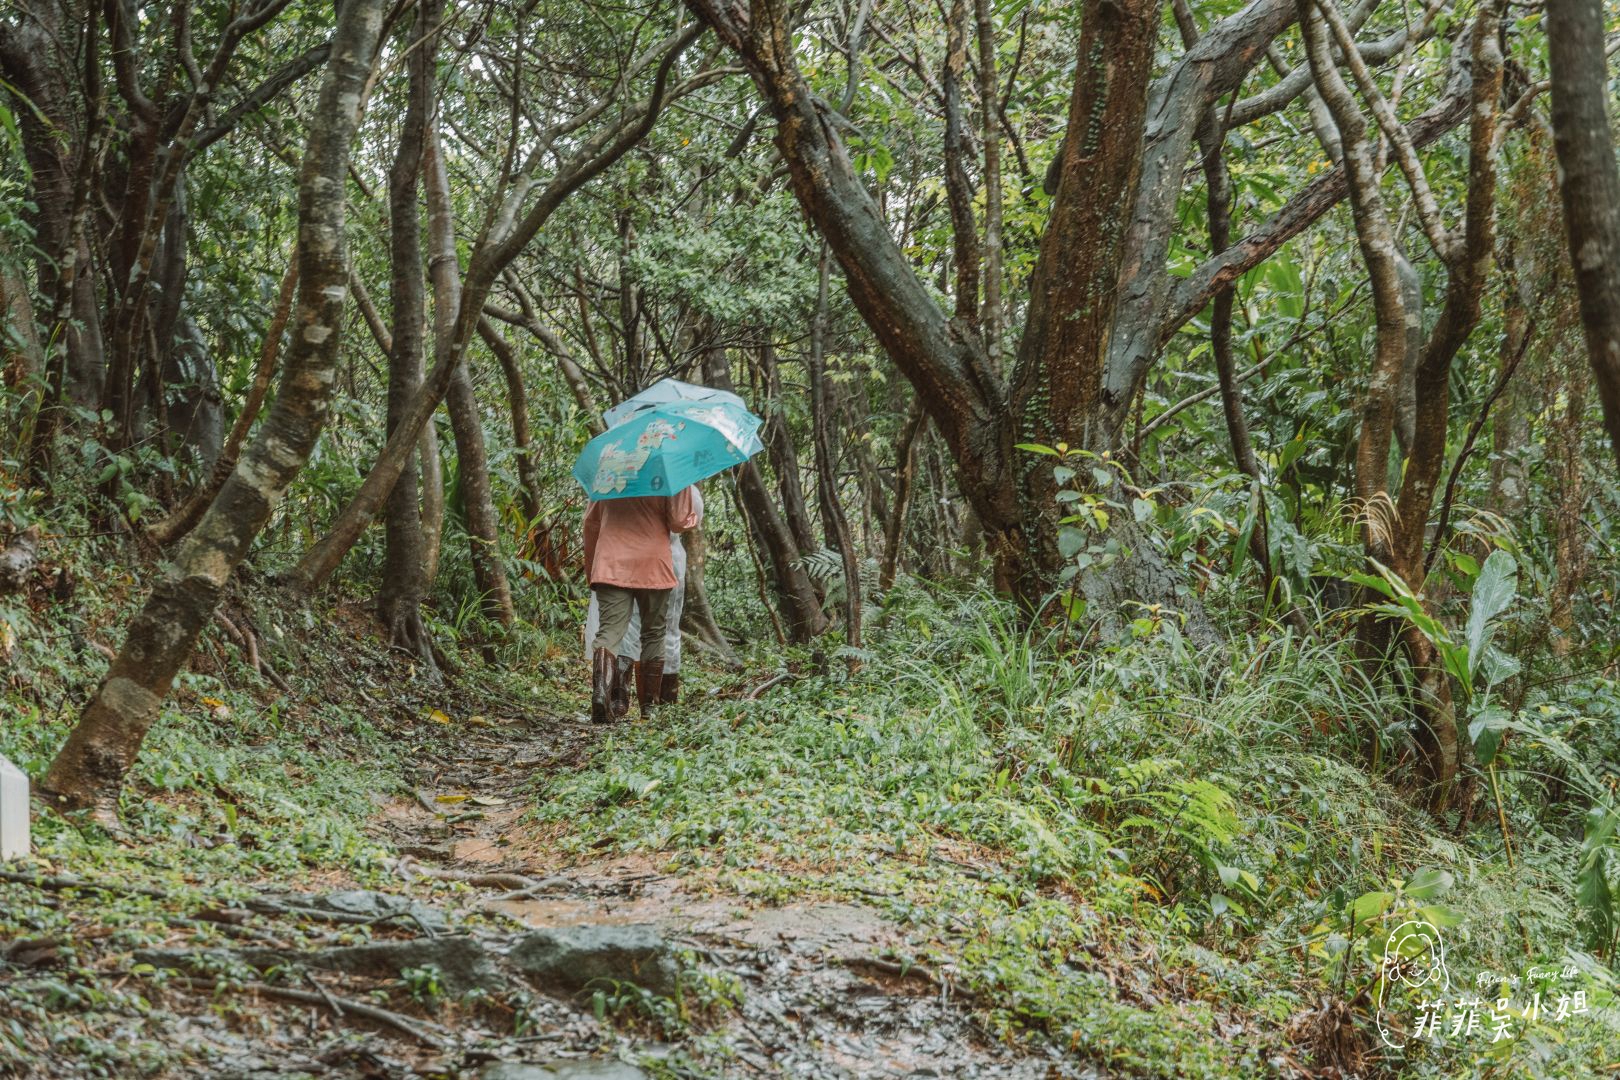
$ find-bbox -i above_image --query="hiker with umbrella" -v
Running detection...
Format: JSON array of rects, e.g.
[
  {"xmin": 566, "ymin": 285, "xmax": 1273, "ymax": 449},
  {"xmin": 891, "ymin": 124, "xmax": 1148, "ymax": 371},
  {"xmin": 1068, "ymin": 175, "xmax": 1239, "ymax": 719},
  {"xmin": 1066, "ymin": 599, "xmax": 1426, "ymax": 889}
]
[{"xmin": 576, "ymin": 380, "xmax": 763, "ymax": 722}]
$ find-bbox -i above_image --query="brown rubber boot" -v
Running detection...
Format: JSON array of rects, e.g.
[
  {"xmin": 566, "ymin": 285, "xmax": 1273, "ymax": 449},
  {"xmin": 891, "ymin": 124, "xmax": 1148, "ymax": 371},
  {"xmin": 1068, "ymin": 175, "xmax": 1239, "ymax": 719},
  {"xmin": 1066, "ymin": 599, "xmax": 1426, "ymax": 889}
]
[
  {"xmin": 590, "ymin": 648, "xmax": 616, "ymax": 724},
  {"xmin": 636, "ymin": 658, "xmax": 664, "ymax": 717},
  {"xmin": 612, "ymin": 658, "xmax": 635, "ymax": 718},
  {"xmin": 658, "ymin": 672, "xmax": 679, "ymax": 705}
]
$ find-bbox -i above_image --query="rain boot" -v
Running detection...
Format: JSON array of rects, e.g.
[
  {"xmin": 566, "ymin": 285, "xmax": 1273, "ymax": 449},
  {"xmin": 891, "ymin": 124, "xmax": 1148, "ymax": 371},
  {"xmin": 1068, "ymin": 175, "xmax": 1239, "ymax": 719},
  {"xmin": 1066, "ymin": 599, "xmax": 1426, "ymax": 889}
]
[
  {"xmin": 590, "ymin": 648, "xmax": 616, "ymax": 724},
  {"xmin": 636, "ymin": 658, "xmax": 664, "ymax": 718},
  {"xmin": 658, "ymin": 672, "xmax": 679, "ymax": 705},
  {"xmin": 612, "ymin": 657, "xmax": 634, "ymax": 718}
]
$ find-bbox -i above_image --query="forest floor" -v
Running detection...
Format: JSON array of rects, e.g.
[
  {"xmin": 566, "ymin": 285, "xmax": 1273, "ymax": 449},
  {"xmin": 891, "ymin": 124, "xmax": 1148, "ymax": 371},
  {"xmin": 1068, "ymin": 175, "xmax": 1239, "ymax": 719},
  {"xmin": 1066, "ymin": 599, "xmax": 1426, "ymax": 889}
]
[
  {"xmin": 3, "ymin": 695, "xmax": 1067, "ymax": 1079},
  {"xmin": 5, "ymin": 570, "xmax": 1617, "ymax": 1079},
  {"xmin": 1, "ymin": 589, "xmax": 1084, "ymax": 1080}
]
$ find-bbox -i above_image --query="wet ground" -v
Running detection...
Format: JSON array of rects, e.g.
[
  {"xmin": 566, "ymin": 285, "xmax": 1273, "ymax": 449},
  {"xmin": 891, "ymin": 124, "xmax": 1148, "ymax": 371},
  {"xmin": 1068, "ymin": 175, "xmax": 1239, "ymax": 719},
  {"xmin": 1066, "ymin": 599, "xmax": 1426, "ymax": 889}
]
[
  {"xmin": 4, "ymin": 708, "xmax": 1092, "ymax": 1080},
  {"xmin": 359, "ymin": 711, "xmax": 1091, "ymax": 1079}
]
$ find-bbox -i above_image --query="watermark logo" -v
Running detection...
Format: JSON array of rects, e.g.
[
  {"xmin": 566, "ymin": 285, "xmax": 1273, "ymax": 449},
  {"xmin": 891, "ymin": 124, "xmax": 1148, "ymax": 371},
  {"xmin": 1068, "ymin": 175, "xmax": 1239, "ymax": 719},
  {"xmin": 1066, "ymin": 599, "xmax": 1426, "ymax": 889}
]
[
  {"xmin": 1376, "ymin": 920, "xmax": 1451, "ymax": 1048},
  {"xmin": 1375, "ymin": 920, "xmax": 1591, "ymax": 1049}
]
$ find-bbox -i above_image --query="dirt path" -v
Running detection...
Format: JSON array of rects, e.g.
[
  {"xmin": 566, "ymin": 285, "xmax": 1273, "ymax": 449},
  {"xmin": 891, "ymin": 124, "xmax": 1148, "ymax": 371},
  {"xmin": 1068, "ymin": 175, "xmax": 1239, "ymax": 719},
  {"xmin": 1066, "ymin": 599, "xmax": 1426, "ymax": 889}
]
[
  {"xmin": 3, "ymin": 707, "xmax": 1090, "ymax": 1079},
  {"xmin": 351, "ymin": 709, "xmax": 1090, "ymax": 1078}
]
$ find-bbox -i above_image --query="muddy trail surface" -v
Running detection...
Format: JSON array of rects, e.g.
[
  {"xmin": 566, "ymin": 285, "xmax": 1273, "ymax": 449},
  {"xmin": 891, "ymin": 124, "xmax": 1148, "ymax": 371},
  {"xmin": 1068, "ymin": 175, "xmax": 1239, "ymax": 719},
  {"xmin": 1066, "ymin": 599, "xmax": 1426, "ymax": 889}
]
[{"xmin": 6, "ymin": 704, "xmax": 1090, "ymax": 1080}]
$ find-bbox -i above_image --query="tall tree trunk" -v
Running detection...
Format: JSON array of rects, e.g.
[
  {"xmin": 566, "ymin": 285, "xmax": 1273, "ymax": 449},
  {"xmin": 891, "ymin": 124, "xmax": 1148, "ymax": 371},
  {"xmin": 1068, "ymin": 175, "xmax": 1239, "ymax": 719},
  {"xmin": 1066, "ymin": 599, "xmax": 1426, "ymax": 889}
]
[
  {"xmin": 2, "ymin": 0, "xmax": 104, "ymax": 417},
  {"xmin": 479, "ymin": 318, "xmax": 543, "ymax": 522},
  {"xmin": 1549, "ymin": 367, "xmax": 1588, "ymax": 655},
  {"xmin": 424, "ymin": 110, "xmax": 515, "ymax": 628},
  {"xmin": 147, "ymin": 255, "xmax": 299, "ymax": 547},
  {"xmin": 808, "ymin": 251, "xmax": 861, "ymax": 658},
  {"xmin": 420, "ymin": 416, "xmax": 445, "ymax": 586},
  {"xmin": 973, "ymin": 0, "xmax": 1002, "ymax": 366},
  {"xmin": 757, "ymin": 343, "xmax": 820, "ymax": 559},
  {"xmin": 377, "ymin": 4, "xmax": 439, "ymax": 673},
  {"xmin": 1, "ymin": 245, "xmax": 43, "ymax": 391},
  {"xmin": 1174, "ymin": 0, "xmax": 1305, "ymax": 634},
  {"xmin": 679, "ymin": 524, "xmax": 738, "ymax": 664},
  {"xmin": 1546, "ymin": 0, "xmax": 1620, "ymax": 473},
  {"xmin": 879, "ymin": 398, "xmax": 925, "ymax": 592},
  {"xmin": 703, "ymin": 346, "xmax": 828, "ymax": 640},
  {"xmin": 39, "ymin": 0, "xmax": 386, "ymax": 824},
  {"xmin": 1489, "ymin": 261, "xmax": 1532, "ymax": 516}
]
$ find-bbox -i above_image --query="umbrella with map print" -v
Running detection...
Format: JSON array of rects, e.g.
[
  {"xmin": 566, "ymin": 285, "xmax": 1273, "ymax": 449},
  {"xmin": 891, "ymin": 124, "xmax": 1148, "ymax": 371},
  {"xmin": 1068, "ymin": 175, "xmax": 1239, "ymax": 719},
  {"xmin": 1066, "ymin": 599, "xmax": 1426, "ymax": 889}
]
[{"xmin": 572, "ymin": 397, "xmax": 765, "ymax": 500}]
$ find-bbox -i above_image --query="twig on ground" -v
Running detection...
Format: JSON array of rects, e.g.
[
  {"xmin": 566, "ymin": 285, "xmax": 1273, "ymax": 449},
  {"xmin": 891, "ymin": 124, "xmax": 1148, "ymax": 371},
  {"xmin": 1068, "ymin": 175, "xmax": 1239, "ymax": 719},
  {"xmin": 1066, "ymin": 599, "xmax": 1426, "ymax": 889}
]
[
  {"xmin": 305, "ymin": 971, "xmax": 346, "ymax": 1017},
  {"xmin": 843, "ymin": 955, "xmax": 977, "ymax": 1002},
  {"xmin": 164, "ymin": 973, "xmax": 450, "ymax": 1049},
  {"xmin": 747, "ymin": 672, "xmax": 795, "ymax": 700},
  {"xmin": 386, "ymin": 855, "xmax": 548, "ymax": 891},
  {"xmin": 243, "ymin": 898, "xmax": 381, "ymax": 925},
  {"xmin": 0, "ymin": 869, "xmax": 170, "ymax": 900},
  {"xmin": 483, "ymin": 877, "xmax": 574, "ymax": 903}
]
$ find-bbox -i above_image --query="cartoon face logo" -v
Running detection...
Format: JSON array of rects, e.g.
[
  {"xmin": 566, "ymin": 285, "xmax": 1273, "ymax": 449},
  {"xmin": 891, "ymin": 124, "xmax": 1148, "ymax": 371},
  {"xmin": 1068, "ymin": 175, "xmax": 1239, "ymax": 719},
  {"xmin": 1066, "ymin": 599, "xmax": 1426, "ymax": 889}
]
[
  {"xmin": 1377, "ymin": 920, "xmax": 1452, "ymax": 1048},
  {"xmin": 1382, "ymin": 921, "xmax": 1450, "ymax": 990}
]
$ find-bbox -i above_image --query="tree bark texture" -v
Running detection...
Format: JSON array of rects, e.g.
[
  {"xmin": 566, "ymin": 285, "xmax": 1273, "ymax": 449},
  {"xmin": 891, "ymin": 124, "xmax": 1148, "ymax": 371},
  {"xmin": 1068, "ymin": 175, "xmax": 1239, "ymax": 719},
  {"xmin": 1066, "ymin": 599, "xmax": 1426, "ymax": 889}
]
[
  {"xmin": 1547, "ymin": 0, "xmax": 1620, "ymax": 473},
  {"xmin": 425, "ymin": 113, "xmax": 516, "ymax": 628},
  {"xmin": 808, "ymin": 251, "xmax": 861, "ymax": 656},
  {"xmin": 703, "ymin": 346, "xmax": 828, "ymax": 640},
  {"xmin": 378, "ymin": 5, "xmax": 439, "ymax": 672}
]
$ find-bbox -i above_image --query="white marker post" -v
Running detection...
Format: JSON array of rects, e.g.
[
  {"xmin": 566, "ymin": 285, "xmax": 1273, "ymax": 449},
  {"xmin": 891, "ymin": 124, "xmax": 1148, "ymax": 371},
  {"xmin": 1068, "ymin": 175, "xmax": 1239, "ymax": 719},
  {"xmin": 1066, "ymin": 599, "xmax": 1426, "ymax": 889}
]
[{"xmin": 0, "ymin": 753, "xmax": 28, "ymax": 861}]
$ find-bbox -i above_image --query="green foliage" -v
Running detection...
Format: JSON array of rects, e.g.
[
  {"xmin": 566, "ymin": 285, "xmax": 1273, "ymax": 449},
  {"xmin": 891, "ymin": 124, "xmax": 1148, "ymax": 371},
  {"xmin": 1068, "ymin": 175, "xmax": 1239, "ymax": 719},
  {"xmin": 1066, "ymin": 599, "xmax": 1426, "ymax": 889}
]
[{"xmin": 539, "ymin": 589, "xmax": 1620, "ymax": 1076}]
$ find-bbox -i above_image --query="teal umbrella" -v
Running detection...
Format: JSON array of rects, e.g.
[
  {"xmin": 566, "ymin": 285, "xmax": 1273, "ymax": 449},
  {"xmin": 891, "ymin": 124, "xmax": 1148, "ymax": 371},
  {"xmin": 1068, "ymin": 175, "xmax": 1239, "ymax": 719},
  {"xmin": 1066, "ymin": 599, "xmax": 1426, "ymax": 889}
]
[
  {"xmin": 574, "ymin": 399, "xmax": 764, "ymax": 500},
  {"xmin": 602, "ymin": 377, "xmax": 747, "ymax": 427}
]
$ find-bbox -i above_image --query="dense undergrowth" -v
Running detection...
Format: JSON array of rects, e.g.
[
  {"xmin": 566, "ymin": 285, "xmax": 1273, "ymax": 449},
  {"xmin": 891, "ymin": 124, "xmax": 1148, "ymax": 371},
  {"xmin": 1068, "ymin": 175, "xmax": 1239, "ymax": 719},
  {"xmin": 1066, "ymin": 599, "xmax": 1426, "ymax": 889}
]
[{"xmin": 537, "ymin": 580, "xmax": 1620, "ymax": 1078}]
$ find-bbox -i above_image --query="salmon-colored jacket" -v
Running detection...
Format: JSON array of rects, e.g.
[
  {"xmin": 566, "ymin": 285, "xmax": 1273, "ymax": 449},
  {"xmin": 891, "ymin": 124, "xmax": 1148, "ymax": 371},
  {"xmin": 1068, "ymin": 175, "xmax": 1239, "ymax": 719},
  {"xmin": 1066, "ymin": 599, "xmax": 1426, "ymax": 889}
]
[{"xmin": 582, "ymin": 487, "xmax": 702, "ymax": 589}]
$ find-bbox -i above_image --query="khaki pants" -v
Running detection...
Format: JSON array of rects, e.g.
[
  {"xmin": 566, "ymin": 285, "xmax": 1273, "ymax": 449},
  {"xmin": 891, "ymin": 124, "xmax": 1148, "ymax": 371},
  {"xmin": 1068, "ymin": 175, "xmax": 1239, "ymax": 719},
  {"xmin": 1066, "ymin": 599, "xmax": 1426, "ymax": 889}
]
[
  {"xmin": 583, "ymin": 534, "xmax": 686, "ymax": 671},
  {"xmin": 591, "ymin": 585, "xmax": 671, "ymax": 664}
]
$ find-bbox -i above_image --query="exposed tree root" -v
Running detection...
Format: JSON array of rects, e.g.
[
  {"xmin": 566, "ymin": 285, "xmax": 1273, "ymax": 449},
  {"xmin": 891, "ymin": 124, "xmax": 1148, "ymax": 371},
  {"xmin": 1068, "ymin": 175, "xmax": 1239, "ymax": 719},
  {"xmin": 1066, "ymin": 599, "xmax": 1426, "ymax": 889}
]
[
  {"xmin": 160, "ymin": 972, "xmax": 451, "ymax": 1050},
  {"xmin": 842, "ymin": 955, "xmax": 977, "ymax": 1002}
]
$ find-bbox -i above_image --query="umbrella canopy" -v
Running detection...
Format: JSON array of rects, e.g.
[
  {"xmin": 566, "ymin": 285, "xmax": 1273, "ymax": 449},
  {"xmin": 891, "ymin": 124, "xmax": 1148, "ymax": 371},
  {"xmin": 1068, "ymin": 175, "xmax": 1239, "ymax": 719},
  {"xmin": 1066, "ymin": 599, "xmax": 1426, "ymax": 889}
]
[
  {"xmin": 602, "ymin": 377, "xmax": 747, "ymax": 428},
  {"xmin": 574, "ymin": 399, "xmax": 764, "ymax": 500}
]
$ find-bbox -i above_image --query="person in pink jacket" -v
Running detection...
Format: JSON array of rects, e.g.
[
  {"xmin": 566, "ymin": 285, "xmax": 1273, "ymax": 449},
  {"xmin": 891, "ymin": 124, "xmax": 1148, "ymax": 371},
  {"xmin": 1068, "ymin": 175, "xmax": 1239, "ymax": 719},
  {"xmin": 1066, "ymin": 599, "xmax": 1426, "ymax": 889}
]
[{"xmin": 582, "ymin": 486, "xmax": 702, "ymax": 721}]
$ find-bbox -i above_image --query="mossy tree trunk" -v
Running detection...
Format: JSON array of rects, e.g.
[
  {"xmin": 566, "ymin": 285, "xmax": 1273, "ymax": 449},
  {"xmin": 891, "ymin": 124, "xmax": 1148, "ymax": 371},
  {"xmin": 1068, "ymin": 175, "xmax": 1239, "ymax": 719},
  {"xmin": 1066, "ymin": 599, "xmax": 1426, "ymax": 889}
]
[{"xmin": 39, "ymin": 0, "xmax": 388, "ymax": 825}]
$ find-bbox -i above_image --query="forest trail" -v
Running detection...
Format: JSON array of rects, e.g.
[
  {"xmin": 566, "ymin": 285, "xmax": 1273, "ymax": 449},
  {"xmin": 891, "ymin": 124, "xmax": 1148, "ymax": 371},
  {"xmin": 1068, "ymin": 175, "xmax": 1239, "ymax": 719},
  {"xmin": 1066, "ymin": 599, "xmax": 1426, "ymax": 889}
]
[
  {"xmin": 348, "ymin": 703, "xmax": 1075, "ymax": 1078},
  {"xmin": 2, "ymin": 693, "xmax": 1079, "ymax": 1080}
]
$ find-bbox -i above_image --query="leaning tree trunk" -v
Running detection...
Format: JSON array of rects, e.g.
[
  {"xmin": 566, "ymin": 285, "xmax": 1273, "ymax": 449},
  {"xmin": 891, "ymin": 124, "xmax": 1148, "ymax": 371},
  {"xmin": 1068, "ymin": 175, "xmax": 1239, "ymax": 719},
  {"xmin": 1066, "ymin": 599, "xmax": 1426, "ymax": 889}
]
[
  {"xmin": 478, "ymin": 318, "xmax": 544, "ymax": 522},
  {"xmin": 1547, "ymin": 0, "xmax": 1620, "ymax": 473},
  {"xmin": 703, "ymin": 346, "xmax": 828, "ymax": 640},
  {"xmin": 757, "ymin": 343, "xmax": 821, "ymax": 560},
  {"xmin": 39, "ymin": 0, "xmax": 386, "ymax": 824},
  {"xmin": 879, "ymin": 399, "xmax": 925, "ymax": 592}
]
